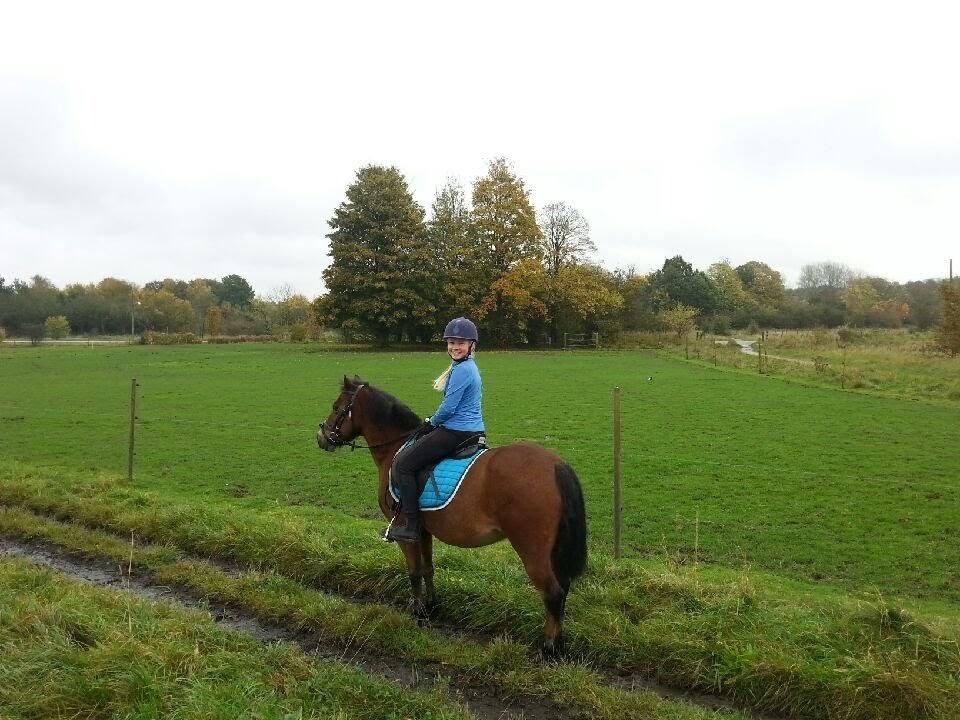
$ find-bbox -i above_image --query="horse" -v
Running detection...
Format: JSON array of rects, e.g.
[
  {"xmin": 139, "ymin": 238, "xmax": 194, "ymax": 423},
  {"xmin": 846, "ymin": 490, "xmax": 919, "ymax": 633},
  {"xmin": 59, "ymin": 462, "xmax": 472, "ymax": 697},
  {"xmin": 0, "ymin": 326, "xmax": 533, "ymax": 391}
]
[{"xmin": 317, "ymin": 375, "xmax": 587, "ymax": 655}]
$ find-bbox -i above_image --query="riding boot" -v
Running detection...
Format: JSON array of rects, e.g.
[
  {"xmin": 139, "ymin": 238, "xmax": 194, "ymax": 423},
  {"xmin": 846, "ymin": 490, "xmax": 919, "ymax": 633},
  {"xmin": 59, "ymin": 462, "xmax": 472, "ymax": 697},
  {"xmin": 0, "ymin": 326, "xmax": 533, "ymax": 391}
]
[{"xmin": 385, "ymin": 476, "xmax": 422, "ymax": 544}]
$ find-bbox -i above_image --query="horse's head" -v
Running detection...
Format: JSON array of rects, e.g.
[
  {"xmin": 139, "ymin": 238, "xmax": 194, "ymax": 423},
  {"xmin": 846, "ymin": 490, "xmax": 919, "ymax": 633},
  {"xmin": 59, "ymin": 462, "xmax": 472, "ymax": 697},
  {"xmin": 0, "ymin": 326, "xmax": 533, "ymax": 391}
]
[{"xmin": 316, "ymin": 375, "xmax": 368, "ymax": 452}]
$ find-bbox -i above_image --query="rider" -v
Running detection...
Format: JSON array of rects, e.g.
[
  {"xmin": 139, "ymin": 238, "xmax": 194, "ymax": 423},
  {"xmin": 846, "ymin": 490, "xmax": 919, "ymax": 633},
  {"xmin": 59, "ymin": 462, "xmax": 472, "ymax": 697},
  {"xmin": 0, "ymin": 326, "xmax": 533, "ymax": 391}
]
[{"xmin": 384, "ymin": 317, "xmax": 485, "ymax": 544}]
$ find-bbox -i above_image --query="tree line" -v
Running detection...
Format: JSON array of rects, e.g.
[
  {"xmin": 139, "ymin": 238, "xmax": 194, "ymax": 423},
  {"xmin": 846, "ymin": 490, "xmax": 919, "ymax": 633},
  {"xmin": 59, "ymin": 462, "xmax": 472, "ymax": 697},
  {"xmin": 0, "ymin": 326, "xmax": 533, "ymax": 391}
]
[
  {"xmin": 316, "ymin": 160, "xmax": 950, "ymax": 346},
  {"xmin": 0, "ymin": 273, "xmax": 313, "ymax": 339},
  {"xmin": 2, "ymin": 158, "xmax": 956, "ymax": 350}
]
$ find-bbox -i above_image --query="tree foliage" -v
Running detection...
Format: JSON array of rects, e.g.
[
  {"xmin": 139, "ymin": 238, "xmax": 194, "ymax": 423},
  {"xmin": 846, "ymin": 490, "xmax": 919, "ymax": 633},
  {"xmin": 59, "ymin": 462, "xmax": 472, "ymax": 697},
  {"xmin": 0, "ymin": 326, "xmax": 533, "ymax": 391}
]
[
  {"xmin": 937, "ymin": 282, "xmax": 960, "ymax": 355},
  {"xmin": 322, "ymin": 165, "xmax": 433, "ymax": 344}
]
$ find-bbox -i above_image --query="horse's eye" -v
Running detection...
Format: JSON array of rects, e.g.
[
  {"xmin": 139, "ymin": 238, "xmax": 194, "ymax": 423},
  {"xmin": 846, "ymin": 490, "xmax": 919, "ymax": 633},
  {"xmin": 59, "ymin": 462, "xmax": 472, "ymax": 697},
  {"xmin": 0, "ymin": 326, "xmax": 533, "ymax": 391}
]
[{"xmin": 332, "ymin": 403, "xmax": 337, "ymax": 411}]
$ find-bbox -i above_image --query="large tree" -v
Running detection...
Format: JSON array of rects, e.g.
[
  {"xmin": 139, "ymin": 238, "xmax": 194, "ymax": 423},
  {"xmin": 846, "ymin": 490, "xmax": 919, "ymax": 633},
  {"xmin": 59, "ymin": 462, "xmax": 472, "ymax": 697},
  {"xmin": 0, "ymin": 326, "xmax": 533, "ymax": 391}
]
[
  {"xmin": 649, "ymin": 256, "xmax": 719, "ymax": 315},
  {"xmin": 428, "ymin": 178, "xmax": 484, "ymax": 324},
  {"xmin": 216, "ymin": 274, "xmax": 255, "ymax": 309},
  {"xmin": 322, "ymin": 165, "xmax": 433, "ymax": 345},
  {"xmin": 539, "ymin": 201, "xmax": 594, "ymax": 276},
  {"xmin": 537, "ymin": 201, "xmax": 596, "ymax": 342},
  {"xmin": 470, "ymin": 158, "xmax": 543, "ymax": 345}
]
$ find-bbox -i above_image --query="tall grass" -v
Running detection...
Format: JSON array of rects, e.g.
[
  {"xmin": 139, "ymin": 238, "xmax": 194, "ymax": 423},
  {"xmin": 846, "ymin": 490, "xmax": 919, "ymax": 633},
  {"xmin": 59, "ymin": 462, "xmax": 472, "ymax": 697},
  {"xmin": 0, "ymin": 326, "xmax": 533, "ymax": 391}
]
[
  {"xmin": 0, "ymin": 556, "xmax": 471, "ymax": 720},
  {"xmin": 2, "ymin": 467, "xmax": 957, "ymax": 720}
]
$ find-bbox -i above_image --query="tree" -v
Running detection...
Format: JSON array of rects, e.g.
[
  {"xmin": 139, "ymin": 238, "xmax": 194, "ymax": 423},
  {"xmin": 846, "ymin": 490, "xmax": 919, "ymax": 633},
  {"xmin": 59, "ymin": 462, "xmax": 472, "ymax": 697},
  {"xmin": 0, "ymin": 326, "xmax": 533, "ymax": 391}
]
[
  {"xmin": 649, "ymin": 256, "xmax": 719, "ymax": 314},
  {"xmin": 660, "ymin": 304, "xmax": 698, "ymax": 339},
  {"xmin": 186, "ymin": 280, "xmax": 216, "ymax": 336},
  {"xmin": 905, "ymin": 280, "xmax": 943, "ymax": 329},
  {"xmin": 471, "ymin": 158, "xmax": 542, "ymax": 276},
  {"xmin": 217, "ymin": 275, "xmax": 255, "ymax": 309},
  {"xmin": 428, "ymin": 178, "xmax": 484, "ymax": 324},
  {"xmin": 843, "ymin": 279, "xmax": 881, "ymax": 326},
  {"xmin": 323, "ymin": 165, "xmax": 434, "ymax": 345},
  {"xmin": 735, "ymin": 261, "xmax": 785, "ymax": 308},
  {"xmin": 539, "ymin": 202, "xmax": 594, "ymax": 276},
  {"xmin": 44, "ymin": 315, "xmax": 70, "ymax": 339},
  {"xmin": 470, "ymin": 159, "xmax": 543, "ymax": 346},
  {"xmin": 708, "ymin": 261, "xmax": 749, "ymax": 315},
  {"xmin": 476, "ymin": 258, "xmax": 550, "ymax": 345},
  {"xmin": 140, "ymin": 290, "xmax": 194, "ymax": 332},
  {"xmin": 798, "ymin": 261, "xmax": 856, "ymax": 292},
  {"xmin": 936, "ymin": 282, "xmax": 960, "ymax": 355}
]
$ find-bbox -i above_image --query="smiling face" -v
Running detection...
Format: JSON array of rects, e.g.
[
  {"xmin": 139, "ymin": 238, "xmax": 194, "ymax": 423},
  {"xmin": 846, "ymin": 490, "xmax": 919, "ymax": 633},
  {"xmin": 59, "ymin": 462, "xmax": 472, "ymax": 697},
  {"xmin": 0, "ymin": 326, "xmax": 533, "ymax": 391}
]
[{"xmin": 446, "ymin": 338, "xmax": 471, "ymax": 360}]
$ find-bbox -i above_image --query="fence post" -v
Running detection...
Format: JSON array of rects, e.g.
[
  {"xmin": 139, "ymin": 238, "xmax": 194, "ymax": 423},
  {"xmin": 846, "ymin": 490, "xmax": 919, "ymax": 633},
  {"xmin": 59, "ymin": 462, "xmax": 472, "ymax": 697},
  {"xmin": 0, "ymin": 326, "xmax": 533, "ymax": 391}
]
[
  {"xmin": 128, "ymin": 379, "xmax": 138, "ymax": 480},
  {"xmin": 613, "ymin": 386, "xmax": 622, "ymax": 559}
]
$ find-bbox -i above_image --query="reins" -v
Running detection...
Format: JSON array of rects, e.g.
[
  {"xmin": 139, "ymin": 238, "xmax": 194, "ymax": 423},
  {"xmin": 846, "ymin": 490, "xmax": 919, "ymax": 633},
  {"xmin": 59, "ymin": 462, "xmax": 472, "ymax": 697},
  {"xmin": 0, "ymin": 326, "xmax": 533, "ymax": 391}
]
[{"xmin": 319, "ymin": 383, "xmax": 420, "ymax": 452}]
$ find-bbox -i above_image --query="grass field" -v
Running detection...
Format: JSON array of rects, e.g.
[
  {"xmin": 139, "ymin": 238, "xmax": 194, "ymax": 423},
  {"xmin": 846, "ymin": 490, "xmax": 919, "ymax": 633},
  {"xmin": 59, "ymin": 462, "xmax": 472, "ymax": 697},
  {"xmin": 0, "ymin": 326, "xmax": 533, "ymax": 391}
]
[
  {"xmin": 2, "ymin": 343, "xmax": 959, "ymax": 601},
  {"xmin": 2, "ymin": 342, "xmax": 960, "ymax": 718}
]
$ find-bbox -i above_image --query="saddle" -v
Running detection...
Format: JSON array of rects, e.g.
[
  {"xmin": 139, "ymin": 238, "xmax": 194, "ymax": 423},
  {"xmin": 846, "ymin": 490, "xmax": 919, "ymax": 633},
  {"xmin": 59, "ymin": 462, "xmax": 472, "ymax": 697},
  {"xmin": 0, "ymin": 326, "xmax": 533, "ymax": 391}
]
[{"xmin": 389, "ymin": 433, "xmax": 487, "ymax": 512}]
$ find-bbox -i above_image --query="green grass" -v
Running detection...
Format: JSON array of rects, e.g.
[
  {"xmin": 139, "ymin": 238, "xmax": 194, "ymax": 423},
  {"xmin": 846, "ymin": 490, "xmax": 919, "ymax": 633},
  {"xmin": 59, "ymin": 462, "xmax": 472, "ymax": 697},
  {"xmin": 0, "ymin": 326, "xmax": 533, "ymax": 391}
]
[
  {"xmin": 2, "ymin": 343, "xmax": 959, "ymax": 602},
  {"xmin": 0, "ymin": 555, "xmax": 471, "ymax": 720},
  {"xmin": 0, "ymin": 505, "xmax": 744, "ymax": 720},
  {"xmin": 2, "ymin": 469, "xmax": 958, "ymax": 720}
]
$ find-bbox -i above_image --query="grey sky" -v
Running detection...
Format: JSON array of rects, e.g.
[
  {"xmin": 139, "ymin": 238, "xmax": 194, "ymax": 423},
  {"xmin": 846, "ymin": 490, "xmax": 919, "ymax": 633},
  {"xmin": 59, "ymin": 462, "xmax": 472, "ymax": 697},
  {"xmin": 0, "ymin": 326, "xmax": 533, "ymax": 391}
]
[{"xmin": 2, "ymin": 1, "xmax": 958, "ymax": 298}]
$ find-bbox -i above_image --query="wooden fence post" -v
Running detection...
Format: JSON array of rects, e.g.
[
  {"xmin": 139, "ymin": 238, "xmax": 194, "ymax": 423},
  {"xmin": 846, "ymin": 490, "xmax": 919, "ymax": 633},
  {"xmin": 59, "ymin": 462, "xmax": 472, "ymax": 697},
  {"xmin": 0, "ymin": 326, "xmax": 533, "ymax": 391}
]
[
  {"xmin": 613, "ymin": 386, "xmax": 622, "ymax": 559},
  {"xmin": 128, "ymin": 379, "xmax": 138, "ymax": 480}
]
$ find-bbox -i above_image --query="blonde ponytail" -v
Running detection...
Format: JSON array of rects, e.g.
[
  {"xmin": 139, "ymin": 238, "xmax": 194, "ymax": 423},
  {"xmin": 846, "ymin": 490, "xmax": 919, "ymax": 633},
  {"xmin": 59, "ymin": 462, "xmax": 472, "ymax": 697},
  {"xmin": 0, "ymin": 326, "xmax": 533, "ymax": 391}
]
[{"xmin": 433, "ymin": 364, "xmax": 453, "ymax": 391}]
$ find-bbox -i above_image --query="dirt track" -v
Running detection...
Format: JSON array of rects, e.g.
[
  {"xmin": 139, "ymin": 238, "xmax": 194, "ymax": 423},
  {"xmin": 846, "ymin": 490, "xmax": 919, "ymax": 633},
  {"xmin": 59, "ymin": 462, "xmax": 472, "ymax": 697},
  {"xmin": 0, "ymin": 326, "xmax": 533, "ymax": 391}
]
[{"xmin": 0, "ymin": 533, "xmax": 777, "ymax": 720}]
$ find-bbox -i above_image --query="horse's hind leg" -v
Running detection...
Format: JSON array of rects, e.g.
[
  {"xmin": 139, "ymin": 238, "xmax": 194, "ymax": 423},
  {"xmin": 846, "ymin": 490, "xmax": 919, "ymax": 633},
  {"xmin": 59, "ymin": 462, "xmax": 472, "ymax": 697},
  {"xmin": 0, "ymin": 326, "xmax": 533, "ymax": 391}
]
[{"xmin": 511, "ymin": 538, "xmax": 567, "ymax": 657}]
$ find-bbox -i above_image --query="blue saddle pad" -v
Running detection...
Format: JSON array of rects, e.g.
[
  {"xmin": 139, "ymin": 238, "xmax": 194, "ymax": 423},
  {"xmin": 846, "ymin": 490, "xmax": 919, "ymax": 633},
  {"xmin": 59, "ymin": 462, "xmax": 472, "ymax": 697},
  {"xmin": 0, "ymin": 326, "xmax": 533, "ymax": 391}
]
[{"xmin": 389, "ymin": 445, "xmax": 488, "ymax": 511}]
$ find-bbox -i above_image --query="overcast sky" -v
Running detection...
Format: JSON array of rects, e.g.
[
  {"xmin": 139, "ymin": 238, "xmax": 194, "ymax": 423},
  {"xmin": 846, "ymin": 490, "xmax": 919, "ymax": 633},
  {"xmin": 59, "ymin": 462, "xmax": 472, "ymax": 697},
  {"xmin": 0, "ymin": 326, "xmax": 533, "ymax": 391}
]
[{"xmin": 2, "ymin": 1, "xmax": 959, "ymax": 298}]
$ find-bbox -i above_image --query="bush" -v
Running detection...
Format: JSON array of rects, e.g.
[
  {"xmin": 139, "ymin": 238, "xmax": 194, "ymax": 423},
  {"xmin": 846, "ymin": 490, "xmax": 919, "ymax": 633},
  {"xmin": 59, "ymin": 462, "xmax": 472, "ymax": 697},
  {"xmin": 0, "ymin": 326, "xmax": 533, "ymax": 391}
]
[
  {"xmin": 936, "ymin": 282, "xmax": 960, "ymax": 355},
  {"xmin": 141, "ymin": 331, "xmax": 201, "ymax": 345},
  {"xmin": 289, "ymin": 323, "xmax": 309, "ymax": 342},
  {"xmin": 206, "ymin": 335, "xmax": 283, "ymax": 344},
  {"xmin": 23, "ymin": 323, "xmax": 45, "ymax": 345},
  {"xmin": 44, "ymin": 315, "xmax": 70, "ymax": 339},
  {"xmin": 0, "ymin": 327, "xmax": 6, "ymax": 342}
]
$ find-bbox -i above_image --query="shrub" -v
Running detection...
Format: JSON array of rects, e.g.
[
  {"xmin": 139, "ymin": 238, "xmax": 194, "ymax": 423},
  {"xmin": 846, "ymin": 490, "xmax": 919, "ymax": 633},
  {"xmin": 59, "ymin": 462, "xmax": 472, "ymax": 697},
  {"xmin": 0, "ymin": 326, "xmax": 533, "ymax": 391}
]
[
  {"xmin": 23, "ymin": 323, "xmax": 45, "ymax": 345},
  {"xmin": 44, "ymin": 315, "xmax": 70, "ymax": 339},
  {"xmin": 0, "ymin": 327, "xmax": 6, "ymax": 342},
  {"xmin": 141, "ymin": 331, "xmax": 201, "ymax": 345},
  {"xmin": 936, "ymin": 282, "xmax": 960, "ymax": 355},
  {"xmin": 206, "ymin": 335, "xmax": 283, "ymax": 344},
  {"xmin": 289, "ymin": 323, "xmax": 309, "ymax": 342}
]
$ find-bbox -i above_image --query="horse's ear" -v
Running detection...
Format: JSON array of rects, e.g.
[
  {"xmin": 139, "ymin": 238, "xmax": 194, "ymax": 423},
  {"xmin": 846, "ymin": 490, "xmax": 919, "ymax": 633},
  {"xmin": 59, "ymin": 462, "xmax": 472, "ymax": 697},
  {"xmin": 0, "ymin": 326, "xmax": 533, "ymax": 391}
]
[
  {"xmin": 342, "ymin": 375, "xmax": 352, "ymax": 389},
  {"xmin": 352, "ymin": 374, "xmax": 363, "ymax": 385}
]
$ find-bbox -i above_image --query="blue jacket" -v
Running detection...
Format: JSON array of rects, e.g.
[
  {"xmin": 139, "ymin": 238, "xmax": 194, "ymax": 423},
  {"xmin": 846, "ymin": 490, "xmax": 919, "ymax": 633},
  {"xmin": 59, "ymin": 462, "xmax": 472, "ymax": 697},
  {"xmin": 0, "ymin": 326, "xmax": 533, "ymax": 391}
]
[{"xmin": 429, "ymin": 358, "xmax": 484, "ymax": 431}]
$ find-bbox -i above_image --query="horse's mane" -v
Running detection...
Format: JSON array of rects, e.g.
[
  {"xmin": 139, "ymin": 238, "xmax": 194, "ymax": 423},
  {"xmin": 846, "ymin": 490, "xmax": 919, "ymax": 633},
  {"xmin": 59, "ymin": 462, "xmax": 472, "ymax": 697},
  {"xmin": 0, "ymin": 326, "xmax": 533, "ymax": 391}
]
[{"xmin": 351, "ymin": 377, "xmax": 421, "ymax": 432}]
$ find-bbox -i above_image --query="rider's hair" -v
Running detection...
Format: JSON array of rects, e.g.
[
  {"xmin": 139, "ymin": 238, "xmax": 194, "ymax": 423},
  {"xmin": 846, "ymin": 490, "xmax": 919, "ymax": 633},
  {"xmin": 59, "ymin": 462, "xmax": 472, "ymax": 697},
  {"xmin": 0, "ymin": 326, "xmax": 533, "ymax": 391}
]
[{"xmin": 433, "ymin": 341, "xmax": 475, "ymax": 391}]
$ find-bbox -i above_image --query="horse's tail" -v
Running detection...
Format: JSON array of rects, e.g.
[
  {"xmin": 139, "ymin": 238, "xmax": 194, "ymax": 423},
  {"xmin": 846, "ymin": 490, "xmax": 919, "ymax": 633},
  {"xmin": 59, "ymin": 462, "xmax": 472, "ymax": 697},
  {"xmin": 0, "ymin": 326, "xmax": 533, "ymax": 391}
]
[{"xmin": 551, "ymin": 462, "xmax": 587, "ymax": 590}]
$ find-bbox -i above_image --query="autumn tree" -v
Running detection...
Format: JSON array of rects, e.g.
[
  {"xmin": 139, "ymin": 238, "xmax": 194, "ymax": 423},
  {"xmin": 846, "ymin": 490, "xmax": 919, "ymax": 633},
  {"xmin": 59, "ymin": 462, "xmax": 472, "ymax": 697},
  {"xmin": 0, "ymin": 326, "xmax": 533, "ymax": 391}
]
[
  {"xmin": 470, "ymin": 158, "xmax": 543, "ymax": 345},
  {"xmin": 322, "ymin": 165, "xmax": 434, "ymax": 345},
  {"xmin": 842, "ymin": 279, "xmax": 881, "ymax": 326},
  {"xmin": 186, "ymin": 280, "xmax": 216, "ymax": 336},
  {"xmin": 660, "ymin": 303, "xmax": 698, "ymax": 339},
  {"xmin": 708, "ymin": 261, "xmax": 749, "ymax": 316},
  {"xmin": 428, "ymin": 178, "xmax": 484, "ymax": 325}
]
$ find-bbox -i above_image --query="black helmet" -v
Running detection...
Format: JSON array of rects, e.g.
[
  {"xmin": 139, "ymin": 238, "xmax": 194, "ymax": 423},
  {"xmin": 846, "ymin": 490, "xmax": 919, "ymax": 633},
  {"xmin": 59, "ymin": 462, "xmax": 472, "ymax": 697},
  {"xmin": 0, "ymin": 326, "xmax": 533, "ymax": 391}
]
[{"xmin": 443, "ymin": 317, "xmax": 479, "ymax": 342}]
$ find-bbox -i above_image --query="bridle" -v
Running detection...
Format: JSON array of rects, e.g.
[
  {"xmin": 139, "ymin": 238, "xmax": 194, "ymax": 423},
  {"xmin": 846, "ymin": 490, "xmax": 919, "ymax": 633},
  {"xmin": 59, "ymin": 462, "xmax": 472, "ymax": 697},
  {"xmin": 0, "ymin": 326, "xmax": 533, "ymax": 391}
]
[{"xmin": 318, "ymin": 383, "xmax": 419, "ymax": 451}]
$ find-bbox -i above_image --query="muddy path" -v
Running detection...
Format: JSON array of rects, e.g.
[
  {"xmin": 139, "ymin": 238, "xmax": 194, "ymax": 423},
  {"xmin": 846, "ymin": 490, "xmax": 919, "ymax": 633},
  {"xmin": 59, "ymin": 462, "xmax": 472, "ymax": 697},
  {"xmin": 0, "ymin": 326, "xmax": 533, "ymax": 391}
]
[
  {"xmin": 0, "ymin": 536, "xmax": 558, "ymax": 720},
  {"xmin": 0, "ymin": 532, "xmax": 778, "ymax": 720}
]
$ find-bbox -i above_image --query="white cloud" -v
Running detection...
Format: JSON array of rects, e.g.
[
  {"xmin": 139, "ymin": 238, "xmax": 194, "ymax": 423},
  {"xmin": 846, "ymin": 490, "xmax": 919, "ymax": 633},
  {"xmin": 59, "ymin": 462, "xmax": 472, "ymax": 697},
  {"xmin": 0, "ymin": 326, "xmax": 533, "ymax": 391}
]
[{"xmin": 2, "ymin": 1, "xmax": 960, "ymax": 295}]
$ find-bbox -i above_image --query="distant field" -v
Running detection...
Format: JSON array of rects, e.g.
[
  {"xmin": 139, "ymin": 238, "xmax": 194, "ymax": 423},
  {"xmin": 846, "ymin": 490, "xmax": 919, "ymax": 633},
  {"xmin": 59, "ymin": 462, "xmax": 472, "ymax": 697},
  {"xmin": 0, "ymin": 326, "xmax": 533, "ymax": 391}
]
[
  {"xmin": 2, "ymin": 342, "xmax": 959, "ymax": 603},
  {"xmin": 679, "ymin": 328, "xmax": 960, "ymax": 403}
]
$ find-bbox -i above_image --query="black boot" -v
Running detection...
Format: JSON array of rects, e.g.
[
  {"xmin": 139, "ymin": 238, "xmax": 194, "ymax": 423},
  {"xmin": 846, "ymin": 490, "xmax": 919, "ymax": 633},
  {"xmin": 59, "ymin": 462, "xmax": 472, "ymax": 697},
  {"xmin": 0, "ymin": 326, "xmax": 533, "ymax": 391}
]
[{"xmin": 385, "ymin": 476, "xmax": 422, "ymax": 544}]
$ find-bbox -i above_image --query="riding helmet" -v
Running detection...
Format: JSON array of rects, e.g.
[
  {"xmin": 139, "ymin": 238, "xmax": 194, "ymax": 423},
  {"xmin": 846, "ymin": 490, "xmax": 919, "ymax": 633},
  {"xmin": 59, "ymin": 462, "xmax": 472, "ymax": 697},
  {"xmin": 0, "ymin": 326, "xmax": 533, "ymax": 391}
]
[{"xmin": 443, "ymin": 317, "xmax": 479, "ymax": 342}]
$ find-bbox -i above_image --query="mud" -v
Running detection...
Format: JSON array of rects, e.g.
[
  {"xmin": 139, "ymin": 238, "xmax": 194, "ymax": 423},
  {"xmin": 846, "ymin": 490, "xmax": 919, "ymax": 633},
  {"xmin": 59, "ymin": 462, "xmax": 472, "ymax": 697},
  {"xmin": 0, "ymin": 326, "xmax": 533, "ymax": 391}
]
[{"xmin": 1, "ymin": 532, "xmax": 779, "ymax": 720}]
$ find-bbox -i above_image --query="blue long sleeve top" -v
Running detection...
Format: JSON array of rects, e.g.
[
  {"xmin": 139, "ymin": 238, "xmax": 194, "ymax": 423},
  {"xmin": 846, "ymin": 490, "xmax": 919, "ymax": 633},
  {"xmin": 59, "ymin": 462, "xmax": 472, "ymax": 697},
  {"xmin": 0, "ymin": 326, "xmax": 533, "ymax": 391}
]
[{"xmin": 429, "ymin": 357, "xmax": 485, "ymax": 431}]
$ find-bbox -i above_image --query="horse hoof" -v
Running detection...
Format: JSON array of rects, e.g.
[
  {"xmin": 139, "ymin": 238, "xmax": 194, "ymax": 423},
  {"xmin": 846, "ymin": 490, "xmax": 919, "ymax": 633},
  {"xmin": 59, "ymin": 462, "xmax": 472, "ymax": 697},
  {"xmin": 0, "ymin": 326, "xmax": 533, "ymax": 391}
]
[
  {"xmin": 541, "ymin": 636, "xmax": 564, "ymax": 659},
  {"xmin": 407, "ymin": 600, "xmax": 429, "ymax": 620}
]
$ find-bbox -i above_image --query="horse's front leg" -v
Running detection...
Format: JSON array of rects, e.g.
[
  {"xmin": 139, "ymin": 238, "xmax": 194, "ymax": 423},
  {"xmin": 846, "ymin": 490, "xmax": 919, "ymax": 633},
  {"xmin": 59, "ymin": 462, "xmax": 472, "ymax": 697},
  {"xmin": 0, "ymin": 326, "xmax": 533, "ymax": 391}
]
[
  {"xmin": 421, "ymin": 532, "xmax": 436, "ymax": 613},
  {"xmin": 398, "ymin": 542, "xmax": 429, "ymax": 621}
]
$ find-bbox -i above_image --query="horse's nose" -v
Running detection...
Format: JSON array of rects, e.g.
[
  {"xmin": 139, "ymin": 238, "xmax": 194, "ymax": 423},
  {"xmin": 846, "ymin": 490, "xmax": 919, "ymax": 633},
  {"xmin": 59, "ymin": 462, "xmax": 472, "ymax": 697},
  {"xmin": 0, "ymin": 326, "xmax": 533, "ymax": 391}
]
[{"xmin": 316, "ymin": 427, "xmax": 326, "ymax": 449}]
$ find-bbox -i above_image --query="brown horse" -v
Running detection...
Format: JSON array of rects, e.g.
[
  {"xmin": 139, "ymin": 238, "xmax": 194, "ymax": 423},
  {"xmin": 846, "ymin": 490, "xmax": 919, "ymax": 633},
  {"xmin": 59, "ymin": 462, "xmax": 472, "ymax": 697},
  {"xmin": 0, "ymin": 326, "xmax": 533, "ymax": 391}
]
[{"xmin": 317, "ymin": 375, "xmax": 587, "ymax": 655}]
